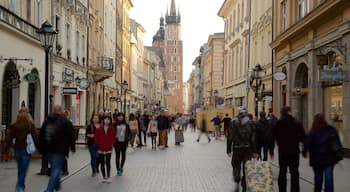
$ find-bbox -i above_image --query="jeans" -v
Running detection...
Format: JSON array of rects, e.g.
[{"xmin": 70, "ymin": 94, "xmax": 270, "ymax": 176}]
[
  {"xmin": 259, "ymin": 145, "xmax": 269, "ymax": 161},
  {"xmin": 278, "ymin": 154, "xmax": 300, "ymax": 192},
  {"xmin": 114, "ymin": 142, "xmax": 127, "ymax": 171},
  {"xmin": 129, "ymin": 132, "xmax": 137, "ymax": 146},
  {"xmin": 46, "ymin": 153, "xmax": 65, "ymax": 192},
  {"xmin": 214, "ymin": 125, "xmax": 220, "ymax": 139},
  {"xmin": 313, "ymin": 165, "xmax": 334, "ymax": 192},
  {"xmin": 14, "ymin": 149, "xmax": 31, "ymax": 191},
  {"xmin": 88, "ymin": 144, "xmax": 98, "ymax": 173},
  {"xmin": 98, "ymin": 152, "xmax": 111, "ymax": 178}
]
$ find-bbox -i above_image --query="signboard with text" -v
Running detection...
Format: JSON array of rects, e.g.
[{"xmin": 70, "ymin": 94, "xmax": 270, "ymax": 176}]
[
  {"xmin": 318, "ymin": 70, "xmax": 347, "ymax": 82},
  {"xmin": 62, "ymin": 87, "xmax": 78, "ymax": 95}
]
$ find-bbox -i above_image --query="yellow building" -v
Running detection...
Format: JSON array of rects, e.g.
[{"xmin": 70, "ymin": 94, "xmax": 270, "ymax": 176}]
[
  {"xmin": 218, "ymin": 0, "xmax": 250, "ymax": 108},
  {"xmin": 247, "ymin": 0, "xmax": 273, "ymax": 116},
  {"xmin": 203, "ymin": 33, "xmax": 225, "ymax": 108},
  {"xmin": 272, "ymin": 0, "xmax": 350, "ymax": 148}
]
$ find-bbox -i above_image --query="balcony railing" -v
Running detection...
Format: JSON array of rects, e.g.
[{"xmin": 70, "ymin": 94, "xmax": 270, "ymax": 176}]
[
  {"xmin": 97, "ymin": 56, "xmax": 114, "ymax": 71},
  {"xmin": 0, "ymin": 5, "xmax": 40, "ymax": 40}
]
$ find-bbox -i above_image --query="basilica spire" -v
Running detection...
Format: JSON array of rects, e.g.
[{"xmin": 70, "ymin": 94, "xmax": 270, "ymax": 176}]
[{"xmin": 170, "ymin": 0, "xmax": 176, "ymax": 16}]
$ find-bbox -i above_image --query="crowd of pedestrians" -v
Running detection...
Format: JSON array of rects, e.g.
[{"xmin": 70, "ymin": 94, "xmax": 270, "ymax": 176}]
[{"xmin": 3, "ymin": 103, "xmax": 345, "ymax": 192}]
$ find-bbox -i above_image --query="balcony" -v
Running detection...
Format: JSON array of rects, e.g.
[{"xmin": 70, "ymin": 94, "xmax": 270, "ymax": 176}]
[
  {"xmin": 0, "ymin": 5, "xmax": 40, "ymax": 40},
  {"xmin": 91, "ymin": 56, "xmax": 114, "ymax": 82}
]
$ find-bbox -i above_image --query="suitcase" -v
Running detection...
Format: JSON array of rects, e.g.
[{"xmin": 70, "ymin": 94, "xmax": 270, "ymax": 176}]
[
  {"xmin": 244, "ymin": 159, "xmax": 273, "ymax": 192},
  {"xmin": 174, "ymin": 130, "xmax": 184, "ymax": 143}
]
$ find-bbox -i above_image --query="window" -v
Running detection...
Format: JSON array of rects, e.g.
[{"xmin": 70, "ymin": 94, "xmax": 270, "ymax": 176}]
[
  {"xmin": 26, "ymin": 0, "xmax": 31, "ymax": 22},
  {"xmin": 66, "ymin": 24, "xmax": 71, "ymax": 55},
  {"xmin": 281, "ymin": 0, "xmax": 287, "ymax": 32},
  {"xmin": 174, "ymin": 75, "xmax": 177, "ymax": 81},
  {"xmin": 174, "ymin": 66, "xmax": 176, "ymax": 72},
  {"xmin": 56, "ymin": 16, "xmax": 60, "ymax": 48},
  {"xmin": 76, "ymin": 31, "xmax": 79, "ymax": 63},
  {"xmin": 298, "ymin": 0, "xmax": 309, "ymax": 19},
  {"xmin": 82, "ymin": 35, "xmax": 85, "ymax": 65},
  {"xmin": 175, "ymin": 48, "xmax": 177, "ymax": 54}
]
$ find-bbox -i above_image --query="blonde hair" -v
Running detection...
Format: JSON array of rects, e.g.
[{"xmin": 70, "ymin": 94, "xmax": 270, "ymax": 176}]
[{"xmin": 14, "ymin": 107, "xmax": 33, "ymax": 129}]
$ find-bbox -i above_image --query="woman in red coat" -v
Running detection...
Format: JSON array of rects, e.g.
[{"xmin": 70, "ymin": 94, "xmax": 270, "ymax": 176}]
[{"xmin": 94, "ymin": 116, "xmax": 116, "ymax": 182}]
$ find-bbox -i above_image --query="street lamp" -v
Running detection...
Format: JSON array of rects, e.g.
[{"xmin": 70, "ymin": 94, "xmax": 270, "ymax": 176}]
[
  {"xmin": 37, "ymin": 20, "xmax": 56, "ymax": 175},
  {"xmin": 122, "ymin": 80, "xmax": 128, "ymax": 114},
  {"xmin": 253, "ymin": 64, "xmax": 263, "ymax": 118}
]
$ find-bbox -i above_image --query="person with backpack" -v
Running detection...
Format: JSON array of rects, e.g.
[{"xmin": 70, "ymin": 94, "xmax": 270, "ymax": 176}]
[
  {"xmin": 227, "ymin": 107, "xmax": 258, "ymax": 192},
  {"xmin": 269, "ymin": 106, "xmax": 305, "ymax": 192},
  {"xmin": 114, "ymin": 113, "xmax": 131, "ymax": 176},
  {"xmin": 39, "ymin": 105, "xmax": 76, "ymax": 192},
  {"xmin": 94, "ymin": 116, "xmax": 115, "ymax": 182},
  {"xmin": 6, "ymin": 108, "xmax": 37, "ymax": 192},
  {"xmin": 303, "ymin": 113, "xmax": 342, "ymax": 192},
  {"xmin": 256, "ymin": 111, "xmax": 270, "ymax": 161},
  {"xmin": 86, "ymin": 115, "xmax": 101, "ymax": 176}
]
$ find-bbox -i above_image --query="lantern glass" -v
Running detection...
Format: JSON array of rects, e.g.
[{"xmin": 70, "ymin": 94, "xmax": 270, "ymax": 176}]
[{"xmin": 37, "ymin": 21, "xmax": 57, "ymax": 50}]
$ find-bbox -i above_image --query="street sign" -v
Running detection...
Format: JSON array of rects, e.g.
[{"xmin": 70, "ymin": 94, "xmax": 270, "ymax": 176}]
[
  {"xmin": 62, "ymin": 87, "xmax": 77, "ymax": 95},
  {"xmin": 263, "ymin": 96, "xmax": 273, "ymax": 102},
  {"xmin": 23, "ymin": 72, "xmax": 39, "ymax": 83},
  {"xmin": 273, "ymin": 72, "xmax": 286, "ymax": 81}
]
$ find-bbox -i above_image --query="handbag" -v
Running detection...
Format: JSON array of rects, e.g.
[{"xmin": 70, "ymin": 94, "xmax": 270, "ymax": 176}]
[
  {"xmin": 26, "ymin": 133, "xmax": 36, "ymax": 154},
  {"xmin": 330, "ymin": 132, "xmax": 344, "ymax": 163}
]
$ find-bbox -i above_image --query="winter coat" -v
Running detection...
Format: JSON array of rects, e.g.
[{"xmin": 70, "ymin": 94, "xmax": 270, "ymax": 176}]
[
  {"xmin": 304, "ymin": 125, "xmax": 339, "ymax": 167},
  {"xmin": 256, "ymin": 118, "xmax": 270, "ymax": 146},
  {"xmin": 157, "ymin": 115, "xmax": 170, "ymax": 130},
  {"xmin": 6, "ymin": 123, "xmax": 37, "ymax": 152},
  {"xmin": 270, "ymin": 114, "xmax": 305, "ymax": 156},
  {"xmin": 39, "ymin": 113, "xmax": 76, "ymax": 156},
  {"xmin": 227, "ymin": 116, "xmax": 258, "ymax": 154},
  {"xmin": 94, "ymin": 124, "xmax": 116, "ymax": 152}
]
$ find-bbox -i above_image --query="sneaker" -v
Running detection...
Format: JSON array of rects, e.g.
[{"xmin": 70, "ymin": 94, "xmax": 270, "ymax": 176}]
[
  {"xmin": 92, "ymin": 172, "xmax": 97, "ymax": 177},
  {"xmin": 120, "ymin": 168, "xmax": 123, "ymax": 176},
  {"xmin": 165, "ymin": 145, "xmax": 169, "ymax": 148},
  {"xmin": 105, "ymin": 177, "xmax": 111, "ymax": 183},
  {"xmin": 196, "ymin": 139, "xmax": 199, "ymax": 142},
  {"xmin": 117, "ymin": 170, "xmax": 122, "ymax": 176},
  {"xmin": 61, "ymin": 171, "xmax": 69, "ymax": 176}
]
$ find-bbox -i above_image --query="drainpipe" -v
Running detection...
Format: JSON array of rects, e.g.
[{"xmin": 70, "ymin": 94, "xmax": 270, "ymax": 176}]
[
  {"xmin": 246, "ymin": 0, "xmax": 252, "ymax": 109},
  {"xmin": 271, "ymin": 0, "xmax": 275, "ymax": 111}
]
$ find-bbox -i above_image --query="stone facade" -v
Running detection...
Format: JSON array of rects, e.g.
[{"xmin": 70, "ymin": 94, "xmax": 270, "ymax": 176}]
[
  {"xmin": 218, "ymin": 0, "xmax": 250, "ymax": 108},
  {"xmin": 272, "ymin": 0, "xmax": 350, "ymax": 148}
]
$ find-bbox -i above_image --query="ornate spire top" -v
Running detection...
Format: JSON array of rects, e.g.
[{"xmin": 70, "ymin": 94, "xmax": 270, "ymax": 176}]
[{"xmin": 170, "ymin": 0, "xmax": 176, "ymax": 16}]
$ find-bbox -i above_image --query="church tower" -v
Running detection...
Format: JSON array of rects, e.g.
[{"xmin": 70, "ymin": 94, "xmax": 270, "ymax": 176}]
[{"xmin": 164, "ymin": 0, "xmax": 183, "ymax": 114}]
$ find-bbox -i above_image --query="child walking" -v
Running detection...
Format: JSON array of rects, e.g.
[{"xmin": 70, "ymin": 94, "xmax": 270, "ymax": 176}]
[
  {"xmin": 148, "ymin": 115, "xmax": 158, "ymax": 149},
  {"xmin": 94, "ymin": 116, "xmax": 116, "ymax": 182}
]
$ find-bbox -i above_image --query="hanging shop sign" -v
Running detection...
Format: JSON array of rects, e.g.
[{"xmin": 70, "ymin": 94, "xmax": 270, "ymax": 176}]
[
  {"xmin": 318, "ymin": 70, "xmax": 347, "ymax": 82},
  {"xmin": 23, "ymin": 72, "xmax": 39, "ymax": 83},
  {"xmin": 273, "ymin": 72, "xmax": 286, "ymax": 81},
  {"xmin": 62, "ymin": 68, "xmax": 74, "ymax": 82},
  {"xmin": 62, "ymin": 87, "xmax": 78, "ymax": 95}
]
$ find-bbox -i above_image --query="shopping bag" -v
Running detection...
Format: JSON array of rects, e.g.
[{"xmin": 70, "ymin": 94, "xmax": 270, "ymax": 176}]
[
  {"xmin": 26, "ymin": 133, "xmax": 36, "ymax": 154},
  {"xmin": 135, "ymin": 135, "xmax": 140, "ymax": 145},
  {"xmin": 245, "ymin": 159, "xmax": 273, "ymax": 192}
]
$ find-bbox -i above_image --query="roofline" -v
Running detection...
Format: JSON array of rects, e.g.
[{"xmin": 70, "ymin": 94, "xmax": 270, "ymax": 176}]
[{"xmin": 217, "ymin": 0, "xmax": 232, "ymax": 17}]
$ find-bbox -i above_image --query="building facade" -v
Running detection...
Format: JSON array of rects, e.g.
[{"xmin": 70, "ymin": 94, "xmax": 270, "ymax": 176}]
[
  {"xmin": 272, "ymin": 0, "xmax": 350, "ymax": 148},
  {"xmin": 247, "ymin": 0, "xmax": 273, "ymax": 115},
  {"xmin": 203, "ymin": 33, "xmax": 225, "ymax": 108},
  {"xmin": 0, "ymin": 0, "xmax": 51, "ymax": 128},
  {"xmin": 218, "ymin": 0, "xmax": 250, "ymax": 108},
  {"xmin": 52, "ymin": 0, "xmax": 88, "ymax": 125}
]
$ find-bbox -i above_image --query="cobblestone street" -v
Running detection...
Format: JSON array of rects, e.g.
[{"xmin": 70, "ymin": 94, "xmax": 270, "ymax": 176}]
[{"xmin": 1, "ymin": 131, "xmax": 350, "ymax": 191}]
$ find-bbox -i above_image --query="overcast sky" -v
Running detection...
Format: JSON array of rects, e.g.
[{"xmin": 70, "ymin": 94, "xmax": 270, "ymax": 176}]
[{"xmin": 130, "ymin": 0, "xmax": 224, "ymax": 82}]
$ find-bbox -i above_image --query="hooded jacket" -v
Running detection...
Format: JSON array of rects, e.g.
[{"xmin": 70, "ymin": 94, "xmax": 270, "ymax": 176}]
[{"xmin": 38, "ymin": 113, "xmax": 76, "ymax": 156}]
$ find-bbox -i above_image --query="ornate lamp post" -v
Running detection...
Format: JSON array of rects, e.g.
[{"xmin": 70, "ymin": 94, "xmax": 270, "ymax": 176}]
[
  {"xmin": 253, "ymin": 64, "xmax": 263, "ymax": 118},
  {"xmin": 122, "ymin": 80, "xmax": 128, "ymax": 114},
  {"xmin": 37, "ymin": 21, "xmax": 57, "ymax": 175}
]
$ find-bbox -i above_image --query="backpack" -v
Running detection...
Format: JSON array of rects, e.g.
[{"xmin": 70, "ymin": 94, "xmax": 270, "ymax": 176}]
[{"xmin": 234, "ymin": 119, "xmax": 254, "ymax": 147}]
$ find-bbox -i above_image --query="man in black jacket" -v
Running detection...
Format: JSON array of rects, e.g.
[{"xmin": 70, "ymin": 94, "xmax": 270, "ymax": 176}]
[
  {"xmin": 270, "ymin": 106, "xmax": 305, "ymax": 192},
  {"xmin": 39, "ymin": 105, "xmax": 76, "ymax": 192}
]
